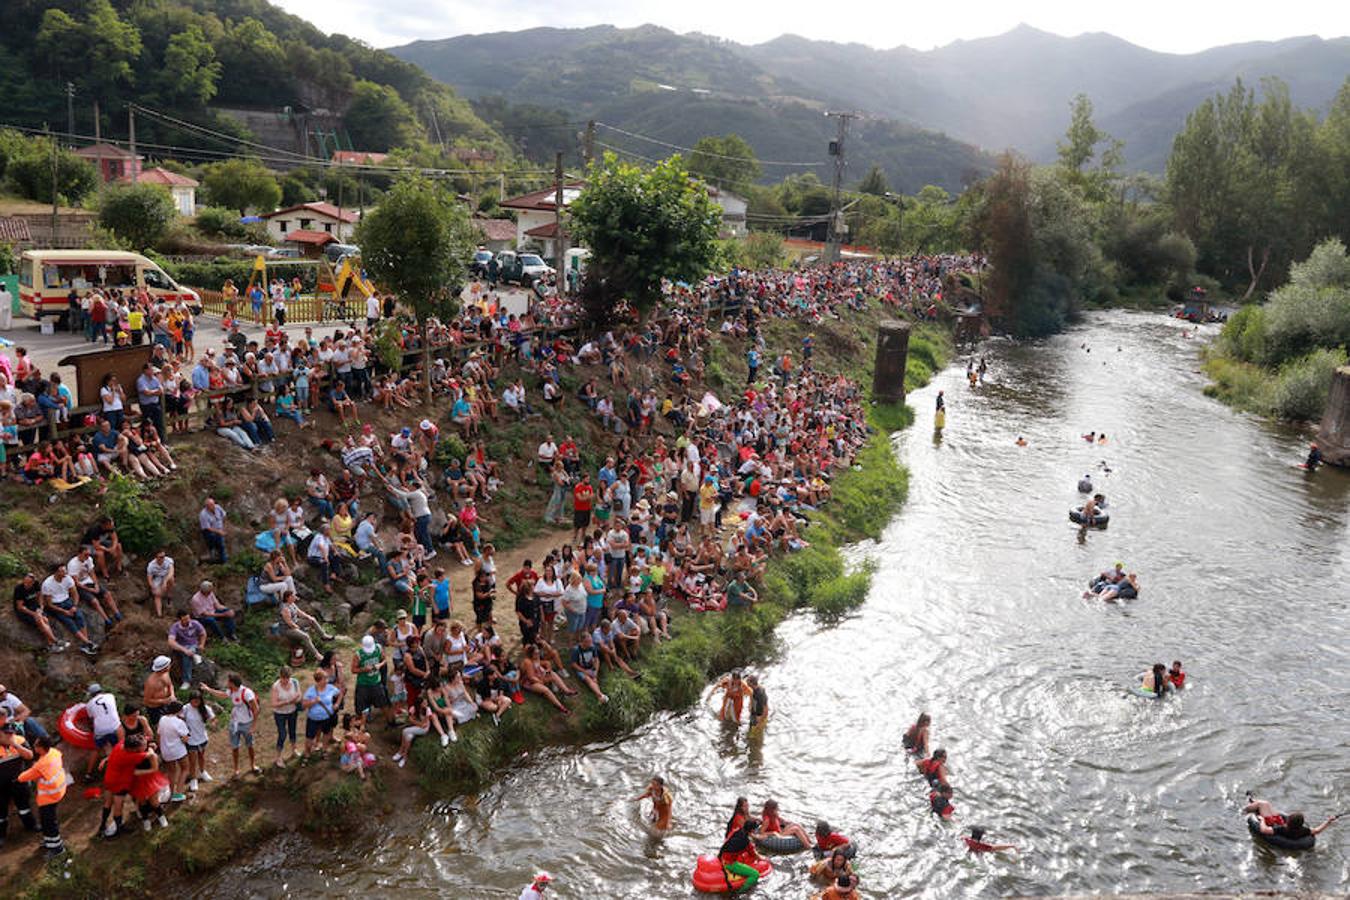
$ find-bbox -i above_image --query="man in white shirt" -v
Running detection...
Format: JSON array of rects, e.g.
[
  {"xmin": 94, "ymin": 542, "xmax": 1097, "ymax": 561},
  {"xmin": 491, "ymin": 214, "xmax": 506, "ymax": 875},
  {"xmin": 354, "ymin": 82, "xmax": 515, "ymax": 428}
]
[
  {"xmin": 366, "ymin": 293, "xmax": 380, "ymax": 329},
  {"xmin": 145, "ymin": 550, "xmax": 175, "ymax": 618},
  {"xmin": 84, "ymin": 682, "xmax": 121, "ymax": 779},
  {"xmin": 200, "ymin": 674, "xmax": 259, "ymax": 778},
  {"xmin": 40, "ymin": 563, "xmax": 96, "ymax": 654},
  {"xmin": 67, "ymin": 546, "xmax": 121, "ymax": 630},
  {"xmin": 537, "ymin": 435, "xmax": 558, "ymax": 467}
]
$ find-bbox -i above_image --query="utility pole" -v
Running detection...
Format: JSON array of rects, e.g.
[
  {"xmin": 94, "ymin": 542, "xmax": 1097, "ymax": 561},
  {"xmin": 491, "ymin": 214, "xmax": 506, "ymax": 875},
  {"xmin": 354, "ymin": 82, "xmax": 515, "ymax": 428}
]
[
  {"xmin": 583, "ymin": 120, "xmax": 596, "ymax": 169},
  {"xmin": 47, "ymin": 124, "xmax": 58, "ymax": 244},
  {"xmin": 127, "ymin": 105, "xmax": 137, "ymax": 181},
  {"xmin": 65, "ymin": 83, "xmax": 75, "ymax": 143},
  {"xmin": 553, "ymin": 151, "xmax": 565, "ymax": 294},
  {"xmin": 93, "ymin": 99, "xmax": 101, "ymax": 143},
  {"xmin": 824, "ymin": 111, "xmax": 857, "ymax": 264}
]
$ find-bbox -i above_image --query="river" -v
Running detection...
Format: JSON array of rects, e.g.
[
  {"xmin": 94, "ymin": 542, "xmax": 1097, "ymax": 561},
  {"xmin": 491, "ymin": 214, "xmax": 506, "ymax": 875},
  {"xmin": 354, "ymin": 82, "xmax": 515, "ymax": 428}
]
[{"xmin": 201, "ymin": 310, "xmax": 1350, "ymax": 898}]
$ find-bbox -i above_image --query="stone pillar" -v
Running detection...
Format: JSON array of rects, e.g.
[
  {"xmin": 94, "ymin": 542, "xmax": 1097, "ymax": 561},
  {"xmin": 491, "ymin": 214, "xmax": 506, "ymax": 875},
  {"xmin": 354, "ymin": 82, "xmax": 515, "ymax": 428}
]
[
  {"xmin": 872, "ymin": 319, "xmax": 911, "ymax": 404},
  {"xmin": 1316, "ymin": 366, "xmax": 1350, "ymax": 466}
]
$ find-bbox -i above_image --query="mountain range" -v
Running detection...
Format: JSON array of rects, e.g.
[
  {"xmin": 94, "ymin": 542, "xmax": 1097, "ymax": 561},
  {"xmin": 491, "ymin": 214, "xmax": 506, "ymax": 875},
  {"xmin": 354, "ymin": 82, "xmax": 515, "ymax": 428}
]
[{"xmin": 391, "ymin": 24, "xmax": 1350, "ymax": 188}]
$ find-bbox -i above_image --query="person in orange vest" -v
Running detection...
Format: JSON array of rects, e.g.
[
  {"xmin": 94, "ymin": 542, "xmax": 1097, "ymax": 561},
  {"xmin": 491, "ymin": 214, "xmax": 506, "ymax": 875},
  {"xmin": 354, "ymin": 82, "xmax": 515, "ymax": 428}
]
[
  {"xmin": 17, "ymin": 734, "xmax": 67, "ymax": 857},
  {"xmin": 0, "ymin": 723, "xmax": 39, "ymax": 847}
]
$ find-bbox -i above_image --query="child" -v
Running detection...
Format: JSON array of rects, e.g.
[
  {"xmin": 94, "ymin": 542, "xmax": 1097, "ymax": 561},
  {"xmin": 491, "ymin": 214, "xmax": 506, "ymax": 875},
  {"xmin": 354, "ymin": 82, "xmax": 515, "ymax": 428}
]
[
  {"xmin": 1168, "ymin": 660, "xmax": 1186, "ymax": 690},
  {"xmin": 182, "ymin": 691, "xmax": 215, "ymax": 792},
  {"xmin": 338, "ymin": 713, "xmax": 376, "ymax": 779}
]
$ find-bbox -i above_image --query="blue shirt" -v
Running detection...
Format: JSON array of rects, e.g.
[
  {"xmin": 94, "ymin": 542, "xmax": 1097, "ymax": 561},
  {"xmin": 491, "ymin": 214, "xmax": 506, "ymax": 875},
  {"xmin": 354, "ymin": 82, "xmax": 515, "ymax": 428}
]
[
  {"xmin": 191, "ymin": 363, "xmax": 211, "ymax": 390},
  {"xmin": 598, "ymin": 466, "xmax": 616, "ymax": 489},
  {"xmin": 433, "ymin": 578, "xmax": 451, "ymax": 613},
  {"xmin": 136, "ymin": 374, "xmax": 162, "ymax": 406},
  {"xmin": 303, "ymin": 683, "xmax": 340, "ymax": 721}
]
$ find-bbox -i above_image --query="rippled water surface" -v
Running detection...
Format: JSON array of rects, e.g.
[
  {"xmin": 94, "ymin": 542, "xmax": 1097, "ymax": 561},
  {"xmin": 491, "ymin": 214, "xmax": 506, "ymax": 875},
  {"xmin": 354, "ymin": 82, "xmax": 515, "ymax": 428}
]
[{"xmin": 203, "ymin": 311, "xmax": 1349, "ymax": 898}]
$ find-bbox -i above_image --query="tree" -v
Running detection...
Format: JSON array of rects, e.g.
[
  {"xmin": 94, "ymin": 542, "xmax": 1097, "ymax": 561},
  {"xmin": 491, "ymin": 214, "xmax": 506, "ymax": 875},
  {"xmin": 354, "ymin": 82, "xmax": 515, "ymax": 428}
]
[
  {"xmin": 99, "ymin": 183, "xmax": 175, "ymax": 251},
  {"xmin": 568, "ymin": 152, "xmax": 721, "ymax": 327},
  {"xmin": 4, "ymin": 137, "xmax": 98, "ymax": 205},
  {"xmin": 686, "ymin": 134, "xmax": 761, "ymax": 193},
  {"xmin": 158, "ymin": 26, "xmax": 222, "ymax": 107},
  {"xmin": 344, "ymin": 80, "xmax": 422, "ymax": 152},
  {"xmin": 36, "ymin": 0, "xmax": 142, "ymax": 103},
  {"xmin": 200, "ymin": 158, "xmax": 281, "ymax": 215},
  {"xmin": 355, "ymin": 176, "xmax": 476, "ymax": 400},
  {"xmin": 857, "ymin": 165, "xmax": 889, "ymax": 196}
]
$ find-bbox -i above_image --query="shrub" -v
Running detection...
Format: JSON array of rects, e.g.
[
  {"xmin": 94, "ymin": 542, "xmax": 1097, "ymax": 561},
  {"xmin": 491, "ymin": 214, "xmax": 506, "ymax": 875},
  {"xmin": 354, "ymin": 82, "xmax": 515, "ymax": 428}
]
[
  {"xmin": 433, "ymin": 434, "xmax": 468, "ymax": 468},
  {"xmin": 778, "ymin": 544, "xmax": 843, "ymax": 602},
  {"xmin": 1269, "ymin": 349, "xmax": 1347, "ymax": 421},
  {"xmin": 810, "ymin": 568, "xmax": 873, "ymax": 620},
  {"xmin": 0, "ymin": 553, "xmax": 25, "ymax": 578},
  {"xmin": 98, "ymin": 182, "xmax": 175, "ymax": 251},
  {"xmin": 102, "ymin": 475, "xmax": 169, "ymax": 556},
  {"xmin": 1219, "ymin": 305, "xmax": 1268, "ymax": 364}
]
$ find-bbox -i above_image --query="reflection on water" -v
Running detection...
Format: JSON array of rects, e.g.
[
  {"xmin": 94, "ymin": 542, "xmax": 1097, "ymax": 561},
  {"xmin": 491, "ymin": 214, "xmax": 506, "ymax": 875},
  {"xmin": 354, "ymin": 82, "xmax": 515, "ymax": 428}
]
[{"xmin": 200, "ymin": 311, "xmax": 1350, "ymax": 898}]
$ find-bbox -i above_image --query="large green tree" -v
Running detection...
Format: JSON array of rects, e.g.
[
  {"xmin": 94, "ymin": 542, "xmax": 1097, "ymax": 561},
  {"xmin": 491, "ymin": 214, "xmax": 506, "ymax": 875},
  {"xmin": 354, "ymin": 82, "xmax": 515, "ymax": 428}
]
[
  {"xmin": 686, "ymin": 134, "xmax": 761, "ymax": 193},
  {"xmin": 568, "ymin": 152, "xmax": 721, "ymax": 327},
  {"xmin": 200, "ymin": 158, "xmax": 281, "ymax": 215},
  {"xmin": 99, "ymin": 183, "xmax": 176, "ymax": 251},
  {"xmin": 355, "ymin": 176, "xmax": 476, "ymax": 399},
  {"xmin": 344, "ymin": 80, "xmax": 423, "ymax": 152},
  {"xmin": 3, "ymin": 134, "xmax": 98, "ymax": 205},
  {"xmin": 35, "ymin": 0, "xmax": 142, "ymax": 104},
  {"xmin": 157, "ymin": 25, "xmax": 222, "ymax": 107}
]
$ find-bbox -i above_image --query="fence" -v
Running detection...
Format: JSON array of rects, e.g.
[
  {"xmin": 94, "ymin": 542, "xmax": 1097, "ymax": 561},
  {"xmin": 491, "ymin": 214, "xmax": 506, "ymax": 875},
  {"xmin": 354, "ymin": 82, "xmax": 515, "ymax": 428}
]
[{"xmin": 194, "ymin": 288, "xmax": 362, "ymax": 326}]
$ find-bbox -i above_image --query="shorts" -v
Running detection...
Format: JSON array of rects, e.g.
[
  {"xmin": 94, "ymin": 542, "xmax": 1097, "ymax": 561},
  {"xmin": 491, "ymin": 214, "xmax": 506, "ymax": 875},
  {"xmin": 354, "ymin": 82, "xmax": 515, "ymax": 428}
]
[
  {"xmin": 305, "ymin": 716, "xmax": 336, "ymax": 740},
  {"xmin": 229, "ymin": 721, "xmax": 255, "ymax": 748},
  {"xmin": 541, "ymin": 608, "xmax": 557, "ymax": 622},
  {"xmin": 354, "ymin": 683, "xmax": 390, "ymax": 713},
  {"xmin": 94, "ymin": 731, "xmax": 119, "ymax": 749},
  {"xmin": 187, "ymin": 741, "xmax": 208, "ymax": 754},
  {"xmin": 573, "ymin": 508, "xmax": 591, "ymax": 529}
]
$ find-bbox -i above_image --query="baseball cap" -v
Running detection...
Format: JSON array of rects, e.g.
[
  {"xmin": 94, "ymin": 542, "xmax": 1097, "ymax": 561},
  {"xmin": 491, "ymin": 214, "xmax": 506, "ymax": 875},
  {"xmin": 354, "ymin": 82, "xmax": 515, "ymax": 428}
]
[{"xmin": 86, "ymin": 683, "xmax": 103, "ymax": 696}]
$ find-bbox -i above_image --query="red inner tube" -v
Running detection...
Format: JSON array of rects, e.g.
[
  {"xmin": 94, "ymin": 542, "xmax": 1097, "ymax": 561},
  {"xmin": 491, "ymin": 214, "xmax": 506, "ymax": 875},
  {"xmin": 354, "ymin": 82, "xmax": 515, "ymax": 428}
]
[{"xmin": 58, "ymin": 704, "xmax": 97, "ymax": 751}]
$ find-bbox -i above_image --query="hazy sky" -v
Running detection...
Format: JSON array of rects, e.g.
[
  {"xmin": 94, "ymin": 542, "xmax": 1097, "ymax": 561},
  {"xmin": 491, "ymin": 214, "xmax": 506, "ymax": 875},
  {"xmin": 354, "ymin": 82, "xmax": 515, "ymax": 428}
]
[{"xmin": 273, "ymin": 0, "xmax": 1348, "ymax": 53}]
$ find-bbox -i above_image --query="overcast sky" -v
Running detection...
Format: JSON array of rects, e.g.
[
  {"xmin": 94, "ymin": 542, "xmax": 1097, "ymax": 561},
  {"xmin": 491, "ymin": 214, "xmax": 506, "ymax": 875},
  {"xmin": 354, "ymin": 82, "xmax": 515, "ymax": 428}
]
[{"xmin": 272, "ymin": 0, "xmax": 1347, "ymax": 54}]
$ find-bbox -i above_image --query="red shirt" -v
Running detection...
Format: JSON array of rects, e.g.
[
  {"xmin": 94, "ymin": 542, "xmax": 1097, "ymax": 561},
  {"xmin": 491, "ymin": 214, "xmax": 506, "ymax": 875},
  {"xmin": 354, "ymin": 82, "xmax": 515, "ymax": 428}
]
[
  {"xmin": 103, "ymin": 744, "xmax": 149, "ymax": 794},
  {"xmin": 573, "ymin": 483, "xmax": 594, "ymax": 512},
  {"xmin": 817, "ymin": 832, "xmax": 850, "ymax": 851}
]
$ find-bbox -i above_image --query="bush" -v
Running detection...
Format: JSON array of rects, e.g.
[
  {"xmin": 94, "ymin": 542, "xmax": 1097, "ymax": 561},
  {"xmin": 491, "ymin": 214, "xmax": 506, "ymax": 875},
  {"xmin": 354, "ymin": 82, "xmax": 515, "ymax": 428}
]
[
  {"xmin": 194, "ymin": 205, "xmax": 253, "ymax": 239},
  {"xmin": 1269, "ymin": 349, "xmax": 1347, "ymax": 421},
  {"xmin": 809, "ymin": 568, "xmax": 873, "ymax": 620},
  {"xmin": 433, "ymin": 434, "xmax": 469, "ymax": 468},
  {"xmin": 1218, "ymin": 304, "xmax": 1268, "ymax": 364},
  {"xmin": 163, "ymin": 259, "xmax": 255, "ymax": 292},
  {"xmin": 0, "ymin": 553, "xmax": 25, "ymax": 578},
  {"xmin": 102, "ymin": 475, "xmax": 169, "ymax": 556},
  {"xmin": 98, "ymin": 183, "xmax": 175, "ymax": 251}
]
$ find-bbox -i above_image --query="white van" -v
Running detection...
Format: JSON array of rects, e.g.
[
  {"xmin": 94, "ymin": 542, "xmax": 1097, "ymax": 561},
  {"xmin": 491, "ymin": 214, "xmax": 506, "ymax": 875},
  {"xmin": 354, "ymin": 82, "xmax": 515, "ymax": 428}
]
[{"xmin": 17, "ymin": 250, "xmax": 202, "ymax": 319}]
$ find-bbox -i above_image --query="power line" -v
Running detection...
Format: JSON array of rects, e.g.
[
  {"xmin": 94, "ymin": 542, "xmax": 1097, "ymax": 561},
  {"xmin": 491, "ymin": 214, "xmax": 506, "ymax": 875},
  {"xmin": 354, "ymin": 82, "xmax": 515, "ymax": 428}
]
[
  {"xmin": 593, "ymin": 122, "xmax": 824, "ymax": 168},
  {"xmin": 129, "ymin": 103, "xmax": 314, "ymax": 164}
]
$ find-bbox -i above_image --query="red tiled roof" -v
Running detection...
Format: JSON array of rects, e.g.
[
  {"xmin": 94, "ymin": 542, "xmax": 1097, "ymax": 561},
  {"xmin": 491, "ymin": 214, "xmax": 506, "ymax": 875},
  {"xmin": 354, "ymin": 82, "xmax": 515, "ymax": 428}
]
[
  {"xmin": 0, "ymin": 217, "xmax": 32, "ymax": 243},
  {"xmin": 523, "ymin": 221, "xmax": 563, "ymax": 239},
  {"xmin": 261, "ymin": 201, "xmax": 360, "ymax": 224},
  {"xmin": 136, "ymin": 167, "xmax": 198, "ymax": 188},
  {"xmin": 284, "ymin": 230, "xmax": 337, "ymax": 245},
  {"xmin": 73, "ymin": 142, "xmax": 135, "ymax": 159},
  {"xmin": 499, "ymin": 182, "xmax": 586, "ymax": 212},
  {"xmin": 474, "ymin": 218, "xmax": 517, "ymax": 242},
  {"xmin": 331, "ymin": 151, "xmax": 389, "ymax": 166}
]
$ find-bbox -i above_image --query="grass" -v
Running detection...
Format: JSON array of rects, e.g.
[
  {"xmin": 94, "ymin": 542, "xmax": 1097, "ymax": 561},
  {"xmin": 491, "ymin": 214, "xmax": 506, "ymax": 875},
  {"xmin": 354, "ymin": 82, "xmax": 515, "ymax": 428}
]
[{"xmin": 1203, "ymin": 346, "xmax": 1347, "ymax": 421}]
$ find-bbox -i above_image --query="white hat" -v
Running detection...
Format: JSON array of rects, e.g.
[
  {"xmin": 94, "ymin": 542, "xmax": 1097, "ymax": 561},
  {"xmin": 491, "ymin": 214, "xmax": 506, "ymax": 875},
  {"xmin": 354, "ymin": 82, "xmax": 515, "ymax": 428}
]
[
  {"xmin": 419, "ymin": 419, "xmax": 433, "ymax": 431},
  {"xmin": 152, "ymin": 655, "xmax": 171, "ymax": 672},
  {"xmin": 360, "ymin": 635, "xmax": 376, "ymax": 653}
]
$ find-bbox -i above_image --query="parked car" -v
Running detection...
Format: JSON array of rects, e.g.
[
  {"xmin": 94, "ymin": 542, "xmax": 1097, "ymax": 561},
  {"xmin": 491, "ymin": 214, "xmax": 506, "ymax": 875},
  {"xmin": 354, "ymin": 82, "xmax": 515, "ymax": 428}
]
[
  {"xmin": 324, "ymin": 243, "xmax": 361, "ymax": 265},
  {"xmin": 268, "ymin": 247, "xmax": 302, "ymax": 259},
  {"xmin": 470, "ymin": 248, "xmax": 494, "ymax": 277},
  {"xmin": 496, "ymin": 250, "xmax": 555, "ymax": 285}
]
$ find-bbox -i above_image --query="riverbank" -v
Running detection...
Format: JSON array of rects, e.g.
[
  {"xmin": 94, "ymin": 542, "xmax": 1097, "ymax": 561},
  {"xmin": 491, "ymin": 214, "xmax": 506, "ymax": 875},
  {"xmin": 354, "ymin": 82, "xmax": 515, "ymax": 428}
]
[{"xmin": 4, "ymin": 300, "xmax": 949, "ymax": 898}]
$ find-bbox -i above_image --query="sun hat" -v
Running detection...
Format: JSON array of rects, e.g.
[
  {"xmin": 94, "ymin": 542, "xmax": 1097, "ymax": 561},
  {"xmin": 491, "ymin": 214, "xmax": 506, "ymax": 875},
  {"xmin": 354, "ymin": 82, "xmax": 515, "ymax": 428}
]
[
  {"xmin": 152, "ymin": 656, "xmax": 171, "ymax": 672},
  {"xmin": 360, "ymin": 635, "xmax": 376, "ymax": 653}
]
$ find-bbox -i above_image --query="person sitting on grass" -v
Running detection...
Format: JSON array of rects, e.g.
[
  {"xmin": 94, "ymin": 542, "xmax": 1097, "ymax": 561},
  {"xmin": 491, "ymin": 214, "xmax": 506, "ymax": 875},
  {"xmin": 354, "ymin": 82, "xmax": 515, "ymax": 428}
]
[
  {"xmin": 190, "ymin": 580, "xmax": 237, "ymax": 642},
  {"xmin": 592, "ymin": 619, "xmax": 638, "ymax": 677},
  {"xmin": 519, "ymin": 644, "xmax": 577, "ymax": 717},
  {"xmin": 569, "ymin": 630, "xmax": 608, "ymax": 705}
]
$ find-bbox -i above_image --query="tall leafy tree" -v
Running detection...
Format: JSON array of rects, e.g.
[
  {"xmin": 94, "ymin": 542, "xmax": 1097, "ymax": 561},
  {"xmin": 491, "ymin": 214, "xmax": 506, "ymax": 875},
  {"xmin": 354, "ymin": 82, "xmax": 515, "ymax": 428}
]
[
  {"xmin": 158, "ymin": 25, "xmax": 222, "ymax": 107},
  {"xmin": 355, "ymin": 176, "xmax": 476, "ymax": 399},
  {"xmin": 36, "ymin": 0, "xmax": 142, "ymax": 104},
  {"xmin": 344, "ymin": 81, "xmax": 423, "ymax": 152},
  {"xmin": 99, "ymin": 183, "xmax": 176, "ymax": 251},
  {"xmin": 568, "ymin": 152, "xmax": 721, "ymax": 327},
  {"xmin": 200, "ymin": 158, "xmax": 281, "ymax": 215},
  {"xmin": 686, "ymin": 134, "xmax": 761, "ymax": 193},
  {"xmin": 857, "ymin": 164, "xmax": 889, "ymax": 196}
]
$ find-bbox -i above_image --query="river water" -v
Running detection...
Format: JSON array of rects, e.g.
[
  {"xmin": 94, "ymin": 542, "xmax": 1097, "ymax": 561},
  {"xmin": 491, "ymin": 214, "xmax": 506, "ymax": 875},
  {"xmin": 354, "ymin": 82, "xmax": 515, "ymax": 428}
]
[{"xmin": 203, "ymin": 310, "xmax": 1349, "ymax": 898}]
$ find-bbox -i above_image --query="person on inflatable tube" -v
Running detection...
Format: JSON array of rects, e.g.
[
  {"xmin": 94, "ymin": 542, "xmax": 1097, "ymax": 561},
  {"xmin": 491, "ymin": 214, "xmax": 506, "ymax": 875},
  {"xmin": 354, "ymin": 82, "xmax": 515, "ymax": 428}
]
[
  {"xmin": 720, "ymin": 818, "xmax": 764, "ymax": 892},
  {"xmin": 1244, "ymin": 797, "xmax": 1337, "ymax": 846}
]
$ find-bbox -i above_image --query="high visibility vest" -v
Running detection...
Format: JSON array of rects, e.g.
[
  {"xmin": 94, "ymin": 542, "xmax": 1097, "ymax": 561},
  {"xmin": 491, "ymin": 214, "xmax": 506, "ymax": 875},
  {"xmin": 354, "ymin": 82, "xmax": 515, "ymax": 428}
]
[{"xmin": 18, "ymin": 748, "xmax": 67, "ymax": 805}]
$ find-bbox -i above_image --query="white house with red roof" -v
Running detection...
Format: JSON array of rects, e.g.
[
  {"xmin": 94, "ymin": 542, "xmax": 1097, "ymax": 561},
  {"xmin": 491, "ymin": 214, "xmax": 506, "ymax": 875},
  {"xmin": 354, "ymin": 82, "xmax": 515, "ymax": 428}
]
[
  {"xmin": 499, "ymin": 182, "xmax": 585, "ymax": 250},
  {"xmin": 136, "ymin": 167, "xmax": 199, "ymax": 217},
  {"xmin": 259, "ymin": 201, "xmax": 360, "ymax": 242}
]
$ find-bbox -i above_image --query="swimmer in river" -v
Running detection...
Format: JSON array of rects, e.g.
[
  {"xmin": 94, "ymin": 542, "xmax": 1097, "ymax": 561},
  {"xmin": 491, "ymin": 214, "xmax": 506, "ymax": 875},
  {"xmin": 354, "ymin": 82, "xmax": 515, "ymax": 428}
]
[
  {"xmin": 935, "ymin": 390, "xmax": 945, "ymax": 412},
  {"xmin": 1015, "ymin": 436, "xmax": 1027, "ymax": 446},
  {"xmin": 812, "ymin": 820, "xmax": 854, "ymax": 859},
  {"xmin": 1082, "ymin": 431, "xmax": 1096, "ymax": 443},
  {"xmin": 759, "ymin": 798, "xmax": 814, "ymax": 849},
  {"xmin": 1304, "ymin": 442, "xmax": 1323, "ymax": 471},
  {"xmin": 902, "ymin": 712, "xmax": 930, "ymax": 757},
  {"xmin": 1098, "ymin": 432, "xmax": 1108, "ymax": 445},
  {"xmin": 1168, "ymin": 660, "xmax": 1186, "ymax": 690},
  {"xmin": 977, "ymin": 356, "xmax": 988, "ymax": 382},
  {"xmin": 917, "ymin": 747, "xmax": 949, "ymax": 787},
  {"xmin": 713, "ymin": 669, "xmax": 752, "ymax": 723},
  {"xmin": 1096, "ymin": 572, "xmax": 1139, "ymax": 602},
  {"xmin": 964, "ymin": 826, "xmax": 1017, "ymax": 853},
  {"xmin": 719, "ymin": 818, "xmax": 764, "ymax": 892},
  {"xmin": 1139, "ymin": 663, "xmax": 1172, "ymax": 697},
  {"xmin": 1243, "ymin": 797, "xmax": 1339, "ymax": 842},
  {"xmin": 1079, "ymin": 494, "xmax": 1100, "ymax": 523},
  {"xmin": 929, "ymin": 783, "xmax": 956, "ymax": 818},
  {"xmin": 634, "ymin": 775, "xmax": 673, "ymax": 832},
  {"xmin": 746, "ymin": 675, "xmax": 768, "ymax": 732},
  {"xmin": 517, "ymin": 871, "xmax": 552, "ymax": 900},
  {"xmin": 809, "ymin": 848, "xmax": 858, "ymax": 888}
]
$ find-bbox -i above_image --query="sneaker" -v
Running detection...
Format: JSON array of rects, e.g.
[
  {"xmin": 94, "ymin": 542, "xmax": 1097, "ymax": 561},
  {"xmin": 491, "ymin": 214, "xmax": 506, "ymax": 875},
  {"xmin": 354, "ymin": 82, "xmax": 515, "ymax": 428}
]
[
  {"xmin": 199, "ymin": 771, "xmax": 213, "ymax": 783},
  {"xmin": 440, "ymin": 733, "xmax": 449, "ymax": 747},
  {"xmin": 187, "ymin": 779, "xmax": 198, "ymax": 793},
  {"xmin": 392, "ymin": 752, "xmax": 403, "ymax": 763},
  {"xmin": 448, "ymin": 730, "xmax": 457, "ymax": 743},
  {"xmin": 397, "ymin": 756, "xmax": 406, "ymax": 769},
  {"xmin": 170, "ymin": 793, "xmax": 186, "ymax": 803},
  {"xmin": 102, "ymin": 821, "xmax": 118, "ymax": 839},
  {"xmin": 79, "ymin": 643, "xmax": 98, "ymax": 657},
  {"xmin": 179, "ymin": 681, "xmax": 191, "ymax": 691},
  {"xmin": 461, "ymin": 558, "xmax": 473, "ymax": 566},
  {"xmin": 158, "ymin": 815, "xmax": 169, "ymax": 829},
  {"xmin": 600, "ymin": 694, "xmax": 610, "ymax": 704},
  {"xmin": 142, "ymin": 819, "xmax": 152, "ymax": 833},
  {"xmin": 425, "ymin": 550, "xmax": 437, "ymax": 560}
]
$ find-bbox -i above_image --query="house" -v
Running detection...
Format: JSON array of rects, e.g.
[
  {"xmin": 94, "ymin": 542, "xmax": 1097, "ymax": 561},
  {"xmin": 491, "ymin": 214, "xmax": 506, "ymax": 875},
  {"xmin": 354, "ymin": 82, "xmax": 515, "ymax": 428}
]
[
  {"xmin": 259, "ymin": 201, "xmax": 360, "ymax": 242},
  {"xmin": 473, "ymin": 217, "xmax": 517, "ymax": 254},
  {"xmin": 136, "ymin": 167, "xmax": 199, "ymax": 217},
  {"xmin": 499, "ymin": 183, "xmax": 585, "ymax": 250},
  {"xmin": 708, "ymin": 187, "xmax": 748, "ymax": 238},
  {"xmin": 452, "ymin": 148, "xmax": 497, "ymax": 163},
  {"xmin": 283, "ymin": 230, "xmax": 338, "ymax": 258},
  {"xmin": 331, "ymin": 150, "xmax": 389, "ymax": 167},
  {"xmin": 74, "ymin": 143, "xmax": 141, "ymax": 183}
]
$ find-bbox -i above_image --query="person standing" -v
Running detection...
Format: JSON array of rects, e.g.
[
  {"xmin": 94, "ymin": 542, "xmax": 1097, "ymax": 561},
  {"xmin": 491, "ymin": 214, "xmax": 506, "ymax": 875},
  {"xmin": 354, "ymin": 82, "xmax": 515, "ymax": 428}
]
[
  {"xmin": 155, "ymin": 701, "xmax": 190, "ymax": 802},
  {"xmin": 572, "ymin": 475, "xmax": 595, "ymax": 544},
  {"xmin": 365, "ymin": 292, "xmax": 380, "ymax": 331},
  {"xmin": 135, "ymin": 363, "xmax": 165, "ymax": 439},
  {"xmin": 17, "ymin": 736, "xmax": 67, "ymax": 857},
  {"xmin": 0, "ymin": 723, "xmax": 38, "ymax": 848},
  {"xmin": 269, "ymin": 666, "xmax": 302, "ymax": 767},
  {"xmin": 142, "ymin": 655, "xmax": 176, "ymax": 727},
  {"xmin": 200, "ymin": 674, "xmax": 260, "ymax": 778}
]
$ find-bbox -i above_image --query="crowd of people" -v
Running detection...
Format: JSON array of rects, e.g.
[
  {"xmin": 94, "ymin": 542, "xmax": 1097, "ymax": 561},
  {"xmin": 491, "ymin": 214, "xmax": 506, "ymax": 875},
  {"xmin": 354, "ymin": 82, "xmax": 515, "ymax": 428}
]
[{"xmin": 0, "ymin": 254, "xmax": 978, "ymax": 870}]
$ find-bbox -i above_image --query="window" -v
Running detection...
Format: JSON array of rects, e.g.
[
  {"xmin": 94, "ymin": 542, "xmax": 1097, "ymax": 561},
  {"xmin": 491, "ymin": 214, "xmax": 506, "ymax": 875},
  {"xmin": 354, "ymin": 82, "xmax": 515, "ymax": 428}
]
[
  {"xmin": 299, "ymin": 218, "xmax": 311, "ymax": 230},
  {"xmin": 324, "ymin": 223, "xmax": 332, "ymax": 233},
  {"xmin": 279, "ymin": 221, "xmax": 288, "ymax": 233},
  {"xmin": 142, "ymin": 267, "xmax": 174, "ymax": 290}
]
